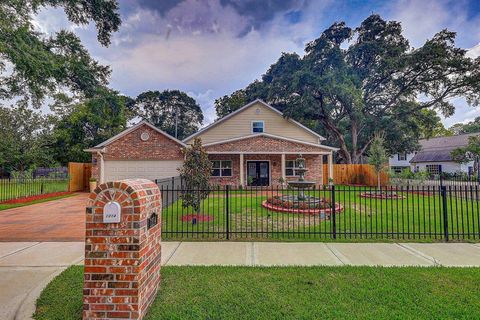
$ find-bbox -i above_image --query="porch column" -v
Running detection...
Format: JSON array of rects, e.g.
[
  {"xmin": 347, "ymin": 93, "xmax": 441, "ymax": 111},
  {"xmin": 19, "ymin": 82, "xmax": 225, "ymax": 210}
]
[
  {"xmin": 327, "ymin": 152, "xmax": 334, "ymax": 184},
  {"xmin": 281, "ymin": 153, "xmax": 286, "ymax": 183},
  {"xmin": 239, "ymin": 153, "xmax": 244, "ymax": 186}
]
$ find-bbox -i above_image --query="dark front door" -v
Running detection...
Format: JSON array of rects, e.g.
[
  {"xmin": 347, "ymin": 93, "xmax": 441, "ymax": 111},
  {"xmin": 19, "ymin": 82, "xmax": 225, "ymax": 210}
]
[{"xmin": 247, "ymin": 161, "xmax": 269, "ymax": 186}]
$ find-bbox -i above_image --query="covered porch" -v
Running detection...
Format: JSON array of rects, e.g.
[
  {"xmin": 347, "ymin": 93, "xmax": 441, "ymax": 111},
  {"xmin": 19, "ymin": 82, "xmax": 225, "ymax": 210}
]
[
  {"xmin": 207, "ymin": 152, "xmax": 334, "ymax": 187},
  {"xmin": 203, "ymin": 134, "xmax": 336, "ymax": 187}
]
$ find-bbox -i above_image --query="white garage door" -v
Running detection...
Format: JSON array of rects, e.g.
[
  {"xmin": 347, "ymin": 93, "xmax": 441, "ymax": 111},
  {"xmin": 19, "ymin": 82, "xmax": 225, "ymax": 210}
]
[{"xmin": 103, "ymin": 160, "xmax": 183, "ymax": 182}]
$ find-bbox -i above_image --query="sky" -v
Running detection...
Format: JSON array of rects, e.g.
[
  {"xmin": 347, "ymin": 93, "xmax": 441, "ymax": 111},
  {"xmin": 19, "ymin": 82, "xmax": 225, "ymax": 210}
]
[{"xmin": 33, "ymin": 0, "xmax": 480, "ymax": 127}]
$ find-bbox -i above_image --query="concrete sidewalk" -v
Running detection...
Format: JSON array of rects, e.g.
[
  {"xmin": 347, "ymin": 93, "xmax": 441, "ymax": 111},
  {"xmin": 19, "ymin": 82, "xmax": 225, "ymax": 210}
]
[{"xmin": 2, "ymin": 241, "xmax": 480, "ymax": 320}]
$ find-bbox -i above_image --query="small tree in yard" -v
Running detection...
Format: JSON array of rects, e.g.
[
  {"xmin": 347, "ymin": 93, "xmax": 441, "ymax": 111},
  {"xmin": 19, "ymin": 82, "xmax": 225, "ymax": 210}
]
[
  {"xmin": 368, "ymin": 134, "xmax": 389, "ymax": 191},
  {"xmin": 451, "ymin": 135, "xmax": 480, "ymax": 180},
  {"xmin": 178, "ymin": 138, "xmax": 212, "ymax": 214}
]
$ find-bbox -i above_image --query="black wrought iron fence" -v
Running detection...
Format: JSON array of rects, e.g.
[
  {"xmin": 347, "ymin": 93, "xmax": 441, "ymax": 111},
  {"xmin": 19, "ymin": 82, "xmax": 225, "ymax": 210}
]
[
  {"xmin": 0, "ymin": 177, "xmax": 69, "ymax": 202},
  {"xmin": 159, "ymin": 184, "xmax": 480, "ymax": 242}
]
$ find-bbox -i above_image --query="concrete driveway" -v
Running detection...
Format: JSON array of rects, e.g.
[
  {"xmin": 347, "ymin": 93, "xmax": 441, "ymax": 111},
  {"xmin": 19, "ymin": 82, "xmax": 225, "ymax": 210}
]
[{"xmin": 0, "ymin": 193, "xmax": 88, "ymax": 242}]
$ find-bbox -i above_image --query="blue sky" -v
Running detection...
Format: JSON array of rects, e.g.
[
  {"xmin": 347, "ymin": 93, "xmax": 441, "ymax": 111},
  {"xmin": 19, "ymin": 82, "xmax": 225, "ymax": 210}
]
[{"xmin": 33, "ymin": 0, "xmax": 480, "ymax": 127}]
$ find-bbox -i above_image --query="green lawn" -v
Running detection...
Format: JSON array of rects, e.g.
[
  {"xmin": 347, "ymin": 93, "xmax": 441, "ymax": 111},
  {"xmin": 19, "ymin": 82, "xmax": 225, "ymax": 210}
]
[
  {"xmin": 0, "ymin": 178, "xmax": 69, "ymax": 202},
  {"xmin": 0, "ymin": 193, "xmax": 76, "ymax": 211},
  {"xmin": 162, "ymin": 186, "xmax": 480, "ymax": 241},
  {"xmin": 34, "ymin": 265, "xmax": 480, "ymax": 320}
]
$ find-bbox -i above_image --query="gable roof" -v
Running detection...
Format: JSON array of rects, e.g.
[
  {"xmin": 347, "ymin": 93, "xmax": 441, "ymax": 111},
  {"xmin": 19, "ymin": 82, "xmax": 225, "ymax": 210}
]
[
  {"xmin": 85, "ymin": 120, "xmax": 187, "ymax": 152},
  {"xmin": 410, "ymin": 133, "xmax": 479, "ymax": 163},
  {"xmin": 182, "ymin": 99, "xmax": 326, "ymax": 143}
]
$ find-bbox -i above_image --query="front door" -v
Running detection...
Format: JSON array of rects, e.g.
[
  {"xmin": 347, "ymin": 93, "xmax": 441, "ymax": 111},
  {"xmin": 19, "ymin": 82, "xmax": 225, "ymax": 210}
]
[{"xmin": 247, "ymin": 161, "xmax": 269, "ymax": 186}]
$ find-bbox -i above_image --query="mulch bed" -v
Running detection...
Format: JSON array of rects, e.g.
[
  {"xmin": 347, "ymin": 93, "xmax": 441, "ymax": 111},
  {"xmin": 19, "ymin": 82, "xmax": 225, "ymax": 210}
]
[
  {"xmin": 0, "ymin": 191, "xmax": 73, "ymax": 204},
  {"xmin": 262, "ymin": 200, "xmax": 343, "ymax": 216}
]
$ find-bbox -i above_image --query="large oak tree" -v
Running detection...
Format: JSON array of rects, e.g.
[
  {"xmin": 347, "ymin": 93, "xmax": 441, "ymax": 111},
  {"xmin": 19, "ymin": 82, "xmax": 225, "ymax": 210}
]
[
  {"xmin": 133, "ymin": 90, "xmax": 204, "ymax": 140},
  {"xmin": 0, "ymin": 0, "xmax": 121, "ymax": 107},
  {"xmin": 216, "ymin": 15, "xmax": 480, "ymax": 163}
]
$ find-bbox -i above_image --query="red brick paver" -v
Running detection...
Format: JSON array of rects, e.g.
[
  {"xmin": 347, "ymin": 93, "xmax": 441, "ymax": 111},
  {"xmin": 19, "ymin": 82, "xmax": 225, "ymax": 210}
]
[{"xmin": 0, "ymin": 193, "xmax": 87, "ymax": 242}]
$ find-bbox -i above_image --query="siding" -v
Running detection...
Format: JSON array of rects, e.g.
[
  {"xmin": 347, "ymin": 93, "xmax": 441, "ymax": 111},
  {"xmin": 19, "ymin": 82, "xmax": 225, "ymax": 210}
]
[{"xmin": 186, "ymin": 102, "xmax": 320, "ymax": 144}]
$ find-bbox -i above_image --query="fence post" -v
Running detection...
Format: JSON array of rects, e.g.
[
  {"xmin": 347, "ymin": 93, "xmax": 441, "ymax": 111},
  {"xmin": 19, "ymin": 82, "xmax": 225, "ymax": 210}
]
[
  {"xmin": 225, "ymin": 185, "xmax": 230, "ymax": 240},
  {"xmin": 441, "ymin": 186, "xmax": 449, "ymax": 241},
  {"xmin": 331, "ymin": 185, "xmax": 336, "ymax": 239}
]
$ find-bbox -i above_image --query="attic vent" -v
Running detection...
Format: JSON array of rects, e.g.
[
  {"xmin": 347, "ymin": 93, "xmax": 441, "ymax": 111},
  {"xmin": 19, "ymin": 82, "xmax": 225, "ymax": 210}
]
[
  {"xmin": 140, "ymin": 131, "xmax": 150, "ymax": 141},
  {"xmin": 255, "ymin": 108, "xmax": 260, "ymax": 115}
]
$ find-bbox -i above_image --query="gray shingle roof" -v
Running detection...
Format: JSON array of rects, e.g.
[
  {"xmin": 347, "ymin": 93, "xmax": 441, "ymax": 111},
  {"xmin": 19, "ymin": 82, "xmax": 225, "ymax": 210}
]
[{"xmin": 410, "ymin": 133, "xmax": 479, "ymax": 163}]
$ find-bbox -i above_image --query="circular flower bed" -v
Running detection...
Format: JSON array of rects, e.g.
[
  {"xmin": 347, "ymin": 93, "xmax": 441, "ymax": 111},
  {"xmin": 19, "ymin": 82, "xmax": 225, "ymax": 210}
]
[
  {"xmin": 262, "ymin": 195, "xmax": 343, "ymax": 216},
  {"xmin": 181, "ymin": 214, "xmax": 214, "ymax": 222},
  {"xmin": 359, "ymin": 192, "xmax": 405, "ymax": 199}
]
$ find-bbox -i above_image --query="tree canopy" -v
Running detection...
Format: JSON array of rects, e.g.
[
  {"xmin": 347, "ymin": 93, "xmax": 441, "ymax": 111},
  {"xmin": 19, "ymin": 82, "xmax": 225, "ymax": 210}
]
[
  {"xmin": 0, "ymin": 104, "xmax": 55, "ymax": 172},
  {"xmin": 450, "ymin": 117, "xmax": 480, "ymax": 135},
  {"xmin": 52, "ymin": 88, "xmax": 131, "ymax": 163},
  {"xmin": 133, "ymin": 90, "xmax": 204, "ymax": 140},
  {"xmin": 0, "ymin": 0, "xmax": 121, "ymax": 106},
  {"xmin": 451, "ymin": 135, "xmax": 480, "ymax": 176},
  {"xmin": 215, "ymin": 15, "xmax": 480, "ymax": 163}
]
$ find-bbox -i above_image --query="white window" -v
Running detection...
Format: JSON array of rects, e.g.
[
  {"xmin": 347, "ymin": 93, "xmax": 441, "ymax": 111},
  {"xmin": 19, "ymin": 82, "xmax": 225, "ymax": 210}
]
[
  {"xmin": 285, "ymin": 160, "xmax": 305, "ymax": 176},
  {"xmin": 252, "ymin": 121, "xmax": 264, "ymax": 133},
  {"xmin": 426, "ymin": 165, "xmax": 441, "ymax": 175},
  {"xmin": 398, "ymin": 153, "xmax": 407, "ymax": 161},
  {"xmin": 211, "ymin": 160, "xmax": 232, "ymax": 177},
  {"xmin": 391, "ymin": 166, "xmax": 409, "ymax": 174}
]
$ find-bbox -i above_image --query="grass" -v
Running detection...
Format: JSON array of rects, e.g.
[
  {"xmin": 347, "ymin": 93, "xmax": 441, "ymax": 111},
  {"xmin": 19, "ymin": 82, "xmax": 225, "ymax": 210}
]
[
  {"xmin": 162, "ymin": 186, "xmax": 480, "ymax": 241},
  {"xmin": 0, "ymin": 193, "xmax": 75, "ymax": 211},
  {"xmin": 34, "ymin": 265, "xmax": 480, "ymax": 320},
  {"xmin": 0, "ymin": 178, "xmax": 69, "ymax": 202}
]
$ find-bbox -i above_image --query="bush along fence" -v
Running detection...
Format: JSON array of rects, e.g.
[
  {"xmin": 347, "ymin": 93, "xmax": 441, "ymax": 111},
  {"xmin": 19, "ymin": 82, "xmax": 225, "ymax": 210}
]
[
  {"xmin": 0, "ymin": 177, "xmax": 69, "ymax": 203},
  {"xmin": 158, "ymin": 183, "xmax": 480, "ymax": 242},
  {"xmin": 390, "ymin": 171, "xmax": 480, "ymax": 187}
]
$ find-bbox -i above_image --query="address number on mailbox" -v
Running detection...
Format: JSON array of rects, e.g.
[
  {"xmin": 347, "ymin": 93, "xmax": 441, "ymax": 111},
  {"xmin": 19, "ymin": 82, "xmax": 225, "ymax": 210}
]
[{"xmin": 103, "ymin": 201, "xmax": 121, "ymax": 223}]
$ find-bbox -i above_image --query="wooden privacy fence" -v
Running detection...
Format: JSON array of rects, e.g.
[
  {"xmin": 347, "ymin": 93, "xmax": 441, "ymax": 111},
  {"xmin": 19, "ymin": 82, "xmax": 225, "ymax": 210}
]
[
  {"xmin": 323, "ymin": 164, "xmax": 389, "ymax": 186},
  {"xmin": 68, "ymin": 162, "xmax": 92, "ymax": 192}
]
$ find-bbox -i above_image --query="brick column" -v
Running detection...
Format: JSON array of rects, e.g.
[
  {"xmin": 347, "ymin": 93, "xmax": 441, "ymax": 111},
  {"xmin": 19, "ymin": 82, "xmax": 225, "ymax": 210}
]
[{"xmin": 83, "ymin": 179, "xmax": 161, "ymax": 320}]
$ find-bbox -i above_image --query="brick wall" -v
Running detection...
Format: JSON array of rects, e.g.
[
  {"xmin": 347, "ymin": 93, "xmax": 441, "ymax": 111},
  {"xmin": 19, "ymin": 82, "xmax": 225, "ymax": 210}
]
[
  {"xmin": 208, "ymin": 154, "xmax": 323, "ymax": 186},
  {"xmin": 204, "ymin": 135, "xmax": 331, "ymax": 153},
  {"xmin": 84, "ymin": 179, "xmax": 161, "ymax": 320},
  {"xmin": 90, "ymin": 124, "xmax": 185, "ymax": 181}
]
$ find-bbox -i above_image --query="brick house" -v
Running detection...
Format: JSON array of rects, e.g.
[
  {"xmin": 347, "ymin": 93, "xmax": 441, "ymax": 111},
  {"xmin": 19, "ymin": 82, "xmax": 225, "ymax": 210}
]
[{"xmin": 86, "ymin": 99, "xmax": 338, "ymax": 186}]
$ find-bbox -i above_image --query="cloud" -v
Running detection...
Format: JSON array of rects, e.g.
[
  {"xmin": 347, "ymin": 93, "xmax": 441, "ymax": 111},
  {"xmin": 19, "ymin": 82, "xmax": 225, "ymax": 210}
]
[
  {"xmin": 385, "ymin": 0, "xmax": 480, "ymax": 48},
  {"xmin": 106, "ymin": 29, "xmax": 301, "ymax": 99},
  {"xmin": 131, "ymin": 0, "xmax": 309, "ymax": 36}
]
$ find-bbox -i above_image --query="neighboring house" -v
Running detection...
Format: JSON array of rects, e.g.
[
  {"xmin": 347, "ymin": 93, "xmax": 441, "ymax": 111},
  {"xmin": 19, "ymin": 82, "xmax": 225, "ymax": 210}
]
[
  {"xmin": 389, "ymin": 133, "xmax": 478, "ymax": 175},
  {"xmin": 87, "ymin": 99, "xmax": 338, "ymax": 186}
]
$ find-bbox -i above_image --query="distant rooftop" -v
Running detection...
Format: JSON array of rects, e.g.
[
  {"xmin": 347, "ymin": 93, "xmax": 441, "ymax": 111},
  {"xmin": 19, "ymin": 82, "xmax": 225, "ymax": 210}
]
[{"xmin": 410, "ymin": 132, "xmax": 479, "ymax": 163}]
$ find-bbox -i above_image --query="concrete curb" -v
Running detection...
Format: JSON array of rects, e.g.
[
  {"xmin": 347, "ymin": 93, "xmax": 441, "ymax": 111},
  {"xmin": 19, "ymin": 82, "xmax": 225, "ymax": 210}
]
[{"xmin": 14, "ymin": 267, "xmax": 66, "ymax": 320}]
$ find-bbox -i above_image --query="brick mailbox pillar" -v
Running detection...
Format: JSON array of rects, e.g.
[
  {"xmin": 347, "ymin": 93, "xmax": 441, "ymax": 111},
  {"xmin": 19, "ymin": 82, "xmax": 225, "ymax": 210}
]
[{"xmin": 83, "ymin": 179, "xmax": 161, "ymax": 320}]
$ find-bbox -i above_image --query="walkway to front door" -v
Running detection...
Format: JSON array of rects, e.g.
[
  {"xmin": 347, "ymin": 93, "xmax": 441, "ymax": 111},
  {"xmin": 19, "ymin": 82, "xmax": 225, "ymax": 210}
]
[{"xmin": 247, "ymin": 161, "xmax": 270, "ymax": 186}]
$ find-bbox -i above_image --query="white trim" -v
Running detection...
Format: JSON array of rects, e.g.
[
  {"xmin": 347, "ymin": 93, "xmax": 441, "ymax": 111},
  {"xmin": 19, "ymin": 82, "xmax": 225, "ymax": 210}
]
[
  {"xmin": 284, "ymin": 159, "xmax": 306, "ymax": 177},
  {"xmin": 211, "ymin": 159, "xmax": 233, "ymax": 177},
  {"xmin": 246, "ymin": 160, "xmax": 271, "ymax": 186},
  {"xmin": 88, "ymin": 120, "xmax": 187, "ymax": 150},
  {"xmin": 202, "ymin": 132, "xmax": 339, "ymax": 151},
  {"xmin": 251, "ymin": 120, "xmax": 265, "ymax": 134},
  {"xmin": 182, "ymin": 99, "xmax": 326, "ymax": 142}
]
